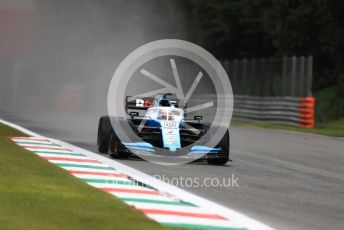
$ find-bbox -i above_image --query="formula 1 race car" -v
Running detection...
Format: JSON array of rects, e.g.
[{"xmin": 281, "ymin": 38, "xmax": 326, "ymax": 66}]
[{"xmin": 97, "ymin": 94, "xmax": 230, "ymax": 165}]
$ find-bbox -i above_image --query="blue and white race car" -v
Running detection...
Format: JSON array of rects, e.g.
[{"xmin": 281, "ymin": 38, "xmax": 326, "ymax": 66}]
[{"xmin": 97, "ymin": 94, "xmax": 230, "ymax": 165}]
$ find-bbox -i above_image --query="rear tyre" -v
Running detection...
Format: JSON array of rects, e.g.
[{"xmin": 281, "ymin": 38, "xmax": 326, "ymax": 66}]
[
  {"xmin": 109, "ymin": 131, "xmax": 129, "ymax": 159},
  {"xmin": 97, "ymin": 116, "xmax": 112, "ymax": 153},
  {"xmin": 207, "ymin": 129, "xmax": 230, "ymax": 165}
]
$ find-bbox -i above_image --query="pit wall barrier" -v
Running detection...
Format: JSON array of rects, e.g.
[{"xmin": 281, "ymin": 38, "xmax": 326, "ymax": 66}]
[{"xmin": 233, "ymin": 95, "xmax": 315, "ymax": 128}]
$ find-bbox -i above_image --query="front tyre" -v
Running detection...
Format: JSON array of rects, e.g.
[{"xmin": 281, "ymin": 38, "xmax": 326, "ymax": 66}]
[
  {"xmin": 108, "ymin": 131, "xmax": 129, "ymax": 159},
  {"xmin": 207, "ymin": 129, "xmax": 230, "ymax": 165},
  {"xmin": 97, "ymin": 116, "xmax": 112, "ymax": 153}
]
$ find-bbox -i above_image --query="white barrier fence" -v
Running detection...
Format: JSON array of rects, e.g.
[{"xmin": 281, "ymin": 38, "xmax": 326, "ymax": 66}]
[{"xmin": 233, "ymin": 95, "xmax": 315, "ymax": 128}]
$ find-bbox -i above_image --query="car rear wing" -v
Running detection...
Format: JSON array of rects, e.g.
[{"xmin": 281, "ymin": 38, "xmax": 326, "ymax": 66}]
[
  {"xmin": 125, "ymin": 95, "xmax": 184, "ymax": 113},
  {"xmin": 125, "ymin": 96, "xmax": 155, "ymax": 111}
]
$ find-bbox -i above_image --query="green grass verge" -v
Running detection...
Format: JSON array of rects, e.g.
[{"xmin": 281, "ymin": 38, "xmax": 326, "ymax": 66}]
[
  {"xmin": 233, "ymin": 118, "xmax": 344, "ymax": 138},
  {"xmin": 314, "ymin": 85, "xmax": 344, "ymax": 122},
  {"xmin": 0, "ymin": 123, "xmax": 174, "ymax": 230}
]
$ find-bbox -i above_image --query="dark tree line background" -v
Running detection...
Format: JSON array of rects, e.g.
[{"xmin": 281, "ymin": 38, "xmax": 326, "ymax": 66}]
[{"xmin": 180, "ymin": 0, "xmax": 344, "ymax": 91}]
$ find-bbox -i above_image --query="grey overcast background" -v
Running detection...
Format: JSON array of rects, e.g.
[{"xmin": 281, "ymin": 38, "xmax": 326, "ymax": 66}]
[{"xmin": 0, "ymin": 0, "xmax": 189, "ymax": 136}]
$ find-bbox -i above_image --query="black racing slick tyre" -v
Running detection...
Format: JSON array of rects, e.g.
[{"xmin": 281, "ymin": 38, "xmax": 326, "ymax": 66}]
[
  {"xmin": 109, "ymin": 131, "xmax": 129, "ymax": 159},
  {"xmin": 97, "ymin": 116, "xmax": 112, "ymax": 153},
  {"xmin": 207, "ymin": 129, "xmax": 230, "ymax": 165}
]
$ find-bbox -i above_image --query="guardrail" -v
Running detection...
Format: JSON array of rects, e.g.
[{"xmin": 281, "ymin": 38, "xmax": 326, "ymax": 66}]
[{"xmin": 233, "ymin": 95, "xmax": 315, "ymax": 128}]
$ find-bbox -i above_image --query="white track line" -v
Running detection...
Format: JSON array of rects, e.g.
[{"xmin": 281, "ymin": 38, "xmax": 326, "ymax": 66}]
[{"xmin": 0, "ymin": 118, "xmax": 274, "ymax": 230}]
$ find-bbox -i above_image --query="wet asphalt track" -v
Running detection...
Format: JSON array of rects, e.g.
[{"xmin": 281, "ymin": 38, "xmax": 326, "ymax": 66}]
[{"xmin": 1, "ymin": 111, "xmax": 344, "ymax": 230}]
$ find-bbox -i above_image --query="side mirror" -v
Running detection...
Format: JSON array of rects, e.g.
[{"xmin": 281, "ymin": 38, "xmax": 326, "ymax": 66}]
[
  {"xmin": 170, "ymin": 100, "xmax": 177, "ymax": 107},
  {"xmin": 130, "ymin": 112, "xmax": 139, "ymax": 118},
  {"xmin": 194, "ymin": 116, "xmax": 203, "ymax": 121}
]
